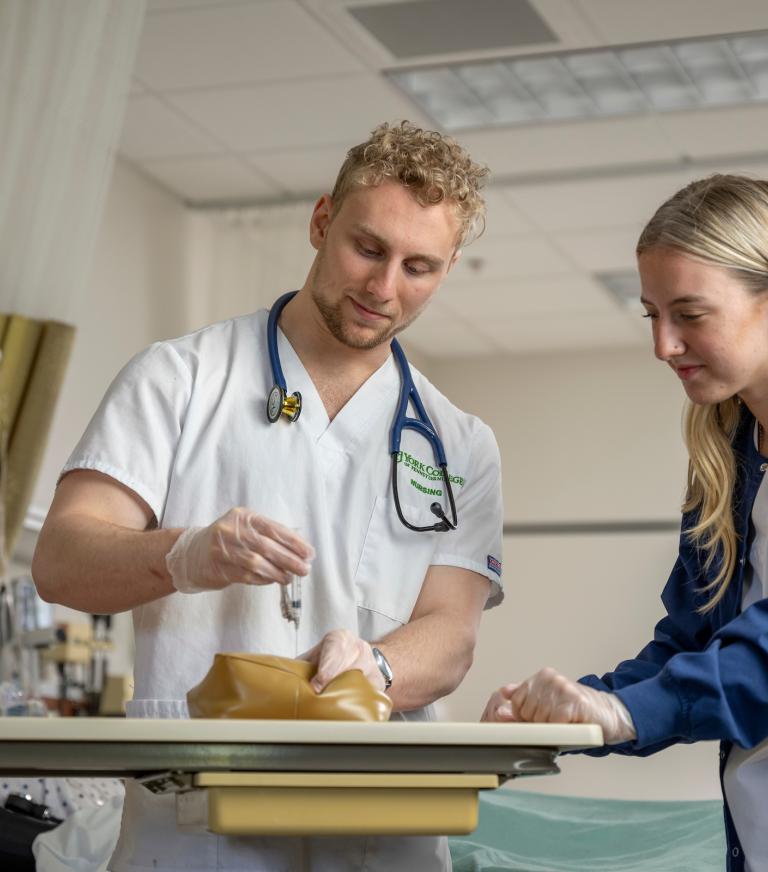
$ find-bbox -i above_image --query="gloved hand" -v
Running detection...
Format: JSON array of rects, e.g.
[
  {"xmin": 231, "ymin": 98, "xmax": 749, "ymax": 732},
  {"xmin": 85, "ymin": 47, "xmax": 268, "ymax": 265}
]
[
  {"xmin": 166, "ymin": 507, "xmax": 314, "ymax": 594},
  {"xmin": 480, "ymin": 667, "xmax": 636, "ymax": 744},
  {"xmin": 301, "ymin": 628, "xmax": 386, "ymax": 694}
]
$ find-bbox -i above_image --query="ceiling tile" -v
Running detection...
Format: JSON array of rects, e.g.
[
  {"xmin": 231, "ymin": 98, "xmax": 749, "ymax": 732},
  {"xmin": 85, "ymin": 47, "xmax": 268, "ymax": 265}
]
[
  {"xmin": 655, "ymin": 105, "xmax": 768, "ymax": 160},
  {"xmin": 136, "ymin": 156, "xmax": 284, "ymax": 202},
  {"xmin": 167, "ymin": 76, "xmax": 428, "ymax": 151},
  {"xmin": 479, "ymin": 189, "xmax": 534, "ymax": 237},
  {"xmin": 576, "ymin": 0, "xmax": 768, "ymax": 44},
  {"xmin": 505, "ymin": 169, "xmax": 696, "ymax": 231},
  {"xmin": 552, "ymin": 225, "xmax": 642, "ymax": 272},
  {"xmin": 451, "ymin": 233, "xmax": 575, "ymax": 280},
  {"xmin": 457, "ymin": 115, "xmax": 679, "ymax": 179},
  {"xmin": 119, "ymin": 95, "xmax": 222, "ymax": 160},
  {"xmin": 531, "ymin": 0, "xmax": 603, "ymax": 46},
  {"xmin": 146, "ymin": 1, "xmax": 255, "ymax": 10},
  {"xmin": 399, "ymin": 300, "xmax": 500, "ymax": 356},
  {"xmin": 439, "ymin": 275, "xmax": 612, "ymax": 319},
  {"xmin": 247, "ymin": 143, "xmax": 353, "ymax": 198},
  {"xmin": 135, "ymin": 0, "xmax": 363, "ymax": 91},
  {"xmin": 478, "ymin": 308, "xmax": 645, "ymax": 354}
]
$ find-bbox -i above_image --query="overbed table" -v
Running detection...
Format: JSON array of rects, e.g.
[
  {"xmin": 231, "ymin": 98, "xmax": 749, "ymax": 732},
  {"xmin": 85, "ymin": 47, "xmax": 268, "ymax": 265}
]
[{"xmin": 0, "ymin": 718, "xmax": 602, "ymax": 836}]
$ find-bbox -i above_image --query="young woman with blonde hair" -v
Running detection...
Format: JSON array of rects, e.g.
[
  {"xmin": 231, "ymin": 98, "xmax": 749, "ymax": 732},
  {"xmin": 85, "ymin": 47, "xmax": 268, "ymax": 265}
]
[{"xmin": 482, "ymin": 174, "xmax": 768, "ymax": 872}]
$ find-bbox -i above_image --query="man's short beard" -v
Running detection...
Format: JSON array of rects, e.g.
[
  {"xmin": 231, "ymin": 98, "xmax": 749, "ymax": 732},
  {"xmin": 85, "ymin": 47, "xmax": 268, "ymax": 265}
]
[{"xmin": 312, "ymin": 289, "xmax": 407, "ymax": 350}]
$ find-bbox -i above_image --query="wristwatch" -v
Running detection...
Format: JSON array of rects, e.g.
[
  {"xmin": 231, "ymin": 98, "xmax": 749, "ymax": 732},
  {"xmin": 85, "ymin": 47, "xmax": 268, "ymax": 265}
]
[{"xmin": 371, "ymin": 646, "xmax": 393, "ymax": 690}]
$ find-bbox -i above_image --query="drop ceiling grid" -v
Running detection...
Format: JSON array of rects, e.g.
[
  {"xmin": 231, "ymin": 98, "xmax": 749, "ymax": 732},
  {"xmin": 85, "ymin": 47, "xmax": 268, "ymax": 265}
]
[
  {"xmin": 163, "ymin": 74, "xmax": 430, "ymax": 153},
  {"xmin": 399, "ymin": 297, "xmax": 506, "ymax": 356},
  {"xmin": 574, "ymin": 0, "xmax": 768, "ymax": 45},
  {"xmin": 135, "ymin": 154, "xmax": 285, "ymax": 202},
  {"xmin": 119, "ymin": 94, "xmax": 226, "ymax": 161},
  {"xmin": 551, "ymin": 225, "xmax": 644, "ymax": 273},
  {"xmin": 530, "ymin": 0, "xmax": 604, "ymax": 50},
  {"xmin": 244, "ymin": 143, "xmax": 359, "ymax": 198},
  {"xmin": 439, "ymin": 274, "xmax": 616, "ymax": 320},
  {"xmin": 134, "ymin": 0, "xmax": 365, "ymax": 91},
  {"xmin": 503, "ymin": 170, "xmax": 699, "ymax": 232},
  {"xmin": 300, "ymin": 0, "xmax": 602, "ymax": 70},
  {"xmin": 454, "ymin": 233, "xmax": 578, "ymax": 282},
  {"xmin": 654, "ymin": 105, "xmax": 768, "ymax": 160},
  {"xmin": 115, "ymin": 0, "xmax": 768, "ymax": 357},
  {"xmin": 447, "ymin": 305, "xmax": 646, "ymax": 356},
  {"xmin": 457, "ymin": 115, "xmax": 683, "ymax": 182}
]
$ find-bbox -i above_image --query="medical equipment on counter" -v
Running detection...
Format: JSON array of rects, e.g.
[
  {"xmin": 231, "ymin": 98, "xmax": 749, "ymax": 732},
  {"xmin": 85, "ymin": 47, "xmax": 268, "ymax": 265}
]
[
  {"xmin": 265, "ymin": 291, "xmax": 458, "ymax": 535},
  {"xmin": 41, "ymin": 619, "xmax": 115, "ymax": 716},
  {"xmin": 0, "ymin": 576, "xmax": 55, "ymax": 714},
  {"xmin": 0, "ymin": 718, "xmax": 602, "ymax": 837},
  {"xmin": 0, "ymin": 577, "xmax": 121, "ymax": 716}
]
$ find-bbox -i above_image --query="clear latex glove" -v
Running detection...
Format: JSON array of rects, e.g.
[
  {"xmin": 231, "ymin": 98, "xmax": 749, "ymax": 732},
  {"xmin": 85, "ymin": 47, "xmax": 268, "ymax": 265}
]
[
  {"xmin": 166, "ymin": 507, "xmax": 314, "ymax": 594},
  {"xmin": 480, "ymin": 667, "xmax": 637, "ymax": 744},
  {"xmin": 300, "ymin": 628, "xmax": 385, "ymax": 694}
]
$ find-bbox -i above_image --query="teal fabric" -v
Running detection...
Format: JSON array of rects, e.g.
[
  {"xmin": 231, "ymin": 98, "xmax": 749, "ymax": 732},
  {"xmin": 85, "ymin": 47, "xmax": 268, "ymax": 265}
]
[{"xmin": 449, "ymin": 789, "xmax": 726, "ymax": 872}]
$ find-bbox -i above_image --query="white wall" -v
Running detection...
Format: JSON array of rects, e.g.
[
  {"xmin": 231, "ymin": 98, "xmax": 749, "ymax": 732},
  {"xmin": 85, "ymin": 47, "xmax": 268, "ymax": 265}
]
[{"xmin": 423, "ymin": 348, "xmax": 720, "ymax": 800}]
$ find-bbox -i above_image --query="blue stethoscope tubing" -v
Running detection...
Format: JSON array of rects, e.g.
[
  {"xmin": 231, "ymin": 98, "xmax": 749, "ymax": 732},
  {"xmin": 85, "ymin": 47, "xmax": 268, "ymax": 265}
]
[{"xmin": 266, "ymin": 291, "xmax": 457, "ymax": 533}]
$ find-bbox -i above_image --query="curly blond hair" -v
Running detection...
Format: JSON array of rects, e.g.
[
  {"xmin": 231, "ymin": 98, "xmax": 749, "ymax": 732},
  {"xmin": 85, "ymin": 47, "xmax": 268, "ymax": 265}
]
[
  {"xmin": 637, "ymin": 174, "xmax": 768, "ymax": 611},
  {"xmin": 331, "ymin": 121, "xmax": 489, "ymax": 248}
]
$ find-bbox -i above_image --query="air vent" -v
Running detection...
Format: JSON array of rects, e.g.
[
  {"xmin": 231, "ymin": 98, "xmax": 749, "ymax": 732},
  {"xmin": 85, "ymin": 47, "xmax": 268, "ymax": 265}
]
[{"xmin": 347, "ymin": 0, "xmax": 557, "ymax": 60}]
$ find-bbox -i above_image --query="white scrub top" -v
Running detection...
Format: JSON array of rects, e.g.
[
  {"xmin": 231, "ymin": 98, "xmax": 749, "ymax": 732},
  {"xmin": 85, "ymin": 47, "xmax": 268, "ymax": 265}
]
[{"xmin": 62, "ymin": 308, "xmax": 504, "ymax": 872}]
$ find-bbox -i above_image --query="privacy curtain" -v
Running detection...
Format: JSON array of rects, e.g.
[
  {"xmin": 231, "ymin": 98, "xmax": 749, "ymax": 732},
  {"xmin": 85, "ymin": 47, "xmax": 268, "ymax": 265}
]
[{"xmin": 0, "ymin": 0, "xmax": 145, "ymax": 561}]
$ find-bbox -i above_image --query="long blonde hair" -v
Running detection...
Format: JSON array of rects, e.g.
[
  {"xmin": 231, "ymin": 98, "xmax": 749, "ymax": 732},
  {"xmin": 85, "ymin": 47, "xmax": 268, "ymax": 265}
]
[{"xmin": 637, "ymin": 175, "xmax": 768, "ymax": 611}]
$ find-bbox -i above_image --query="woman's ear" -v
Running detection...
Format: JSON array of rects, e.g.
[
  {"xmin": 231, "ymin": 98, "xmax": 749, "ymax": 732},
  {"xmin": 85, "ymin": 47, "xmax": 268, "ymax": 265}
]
[{"xmin": 309, "ymin": 194, "xmax": 334, "ymax": 250}]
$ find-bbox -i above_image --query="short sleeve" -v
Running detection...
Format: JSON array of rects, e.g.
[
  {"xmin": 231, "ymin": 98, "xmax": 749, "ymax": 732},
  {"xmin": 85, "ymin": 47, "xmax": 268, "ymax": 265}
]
[
  {"xmin": 431, "ymin": 421, "xmax": 504, "ymax": 608},
  {"xmin": 61, "ymin": 341, "xmax": 192, "ymax": 523}
]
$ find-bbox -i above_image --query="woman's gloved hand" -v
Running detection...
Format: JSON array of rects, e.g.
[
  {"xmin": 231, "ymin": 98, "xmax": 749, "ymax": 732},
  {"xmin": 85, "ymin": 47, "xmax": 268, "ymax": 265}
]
[
  {"xmin": 480, "ymin": 667, "xmax": 637, "ymax": 744},
  {"xmin": 166, "ymin": 508, "xmax": 314, "ymax": 594},
  {"xmin": 300, "ymin": 628, "xmax": 386, "ymax": 694}
]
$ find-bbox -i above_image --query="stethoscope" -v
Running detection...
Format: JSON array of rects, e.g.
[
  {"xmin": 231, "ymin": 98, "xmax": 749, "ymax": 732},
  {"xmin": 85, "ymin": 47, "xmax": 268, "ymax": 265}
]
[{"xmin": 266, "ymin": 291, "xmax": 458, "ymax": 533}]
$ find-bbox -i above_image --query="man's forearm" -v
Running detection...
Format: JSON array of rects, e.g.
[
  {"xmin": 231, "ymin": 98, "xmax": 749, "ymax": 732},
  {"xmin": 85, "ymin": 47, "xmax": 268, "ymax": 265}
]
[
  {"xmin": 376, "ymin": 612, "xmax": 477, "ymax": 712},
  {"xmin": 33, "ymin": 514, "xmax": 181, "ymax": 614}
]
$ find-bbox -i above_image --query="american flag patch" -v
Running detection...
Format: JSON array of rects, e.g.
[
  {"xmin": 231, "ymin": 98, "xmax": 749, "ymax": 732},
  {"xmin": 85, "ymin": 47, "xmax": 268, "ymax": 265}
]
[{"xmin": 487, "ymin": 555, "xmax": 502, "ymax": 577}]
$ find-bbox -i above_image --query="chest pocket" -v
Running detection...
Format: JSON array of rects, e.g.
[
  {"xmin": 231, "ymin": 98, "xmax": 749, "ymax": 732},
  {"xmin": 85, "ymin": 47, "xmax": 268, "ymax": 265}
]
[{"xmin": 354, "ymin": 495, "xmax": 439, "ymax": 637}]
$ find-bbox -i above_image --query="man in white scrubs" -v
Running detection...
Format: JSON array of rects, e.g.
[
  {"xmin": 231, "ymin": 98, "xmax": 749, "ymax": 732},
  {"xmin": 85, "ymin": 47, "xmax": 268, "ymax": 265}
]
[{"xmin": 33, "ymin": 121, "xmax": 504, "ymax": 871}]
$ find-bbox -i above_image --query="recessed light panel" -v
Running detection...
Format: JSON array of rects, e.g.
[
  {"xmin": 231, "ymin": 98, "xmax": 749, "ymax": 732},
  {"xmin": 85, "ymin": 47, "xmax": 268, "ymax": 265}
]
[{"xmin": 388, "ymin": 31, "xmax": 768, "ymax": 130}]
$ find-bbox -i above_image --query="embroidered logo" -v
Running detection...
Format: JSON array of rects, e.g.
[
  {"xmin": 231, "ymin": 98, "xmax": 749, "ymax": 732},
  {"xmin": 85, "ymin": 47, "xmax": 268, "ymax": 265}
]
[
  {"xmin": 395, "ymin": 451, "xmax": 466, "ymax": 492},
  {"xmin": 487, "ymin": 555, "xmax": 502, "ymax": 577}
]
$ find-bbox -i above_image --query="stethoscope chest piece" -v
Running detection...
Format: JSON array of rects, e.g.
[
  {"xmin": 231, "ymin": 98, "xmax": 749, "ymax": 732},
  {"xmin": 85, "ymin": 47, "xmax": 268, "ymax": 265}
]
[{"xmin": 266, "ymin": 384, "xmax": 302, "ymax": 423}]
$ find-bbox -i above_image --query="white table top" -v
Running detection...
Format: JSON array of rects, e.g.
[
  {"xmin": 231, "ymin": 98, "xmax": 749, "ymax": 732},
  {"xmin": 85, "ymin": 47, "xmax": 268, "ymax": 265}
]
[{"xmin": 0, "ymin": 717, "xmax": 602, "ymax": 749}]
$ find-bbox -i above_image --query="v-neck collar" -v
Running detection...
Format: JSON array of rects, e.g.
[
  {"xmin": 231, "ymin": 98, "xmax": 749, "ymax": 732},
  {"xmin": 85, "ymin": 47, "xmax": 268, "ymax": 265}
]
[{"xmin": 276, "ymin": 326, "xmax": 400, "ymax": 453}]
